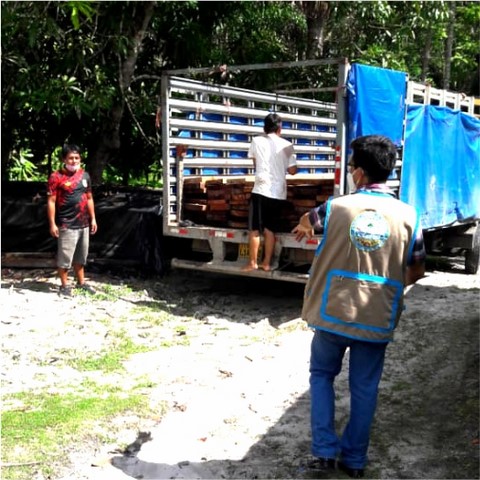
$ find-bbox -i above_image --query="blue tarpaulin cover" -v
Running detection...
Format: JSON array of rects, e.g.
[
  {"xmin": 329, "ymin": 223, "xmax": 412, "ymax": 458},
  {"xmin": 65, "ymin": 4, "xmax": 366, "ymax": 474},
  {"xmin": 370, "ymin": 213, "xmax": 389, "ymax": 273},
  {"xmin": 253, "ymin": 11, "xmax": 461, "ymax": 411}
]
[
  {"xmin": 347, "ymin": 63, "xmax": 480, "ymax": 230},
  {"xmin": 347, "ymin": 63, "xmax": 407, "ymax": 148},
  {"xmin": 401, "ymin": 105, "xmax": 480, "ymax": 229}
]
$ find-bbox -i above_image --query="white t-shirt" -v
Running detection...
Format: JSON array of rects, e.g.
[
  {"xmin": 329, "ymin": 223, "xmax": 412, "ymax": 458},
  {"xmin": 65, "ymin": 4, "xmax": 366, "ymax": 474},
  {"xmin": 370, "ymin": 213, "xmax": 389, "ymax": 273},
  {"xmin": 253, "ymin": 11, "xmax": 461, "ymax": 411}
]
[{"xmin": 248, "ymin": 133, "xmax": 296, "ymax": 200}]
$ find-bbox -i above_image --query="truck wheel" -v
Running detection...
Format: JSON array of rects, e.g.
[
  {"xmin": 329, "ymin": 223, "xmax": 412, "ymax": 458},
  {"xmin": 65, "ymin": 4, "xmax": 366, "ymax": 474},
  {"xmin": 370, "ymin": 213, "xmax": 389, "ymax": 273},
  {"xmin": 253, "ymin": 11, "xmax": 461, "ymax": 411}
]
[{"xmin": 465, "ymin": 224, "xmax": 480, "ymax": 274}]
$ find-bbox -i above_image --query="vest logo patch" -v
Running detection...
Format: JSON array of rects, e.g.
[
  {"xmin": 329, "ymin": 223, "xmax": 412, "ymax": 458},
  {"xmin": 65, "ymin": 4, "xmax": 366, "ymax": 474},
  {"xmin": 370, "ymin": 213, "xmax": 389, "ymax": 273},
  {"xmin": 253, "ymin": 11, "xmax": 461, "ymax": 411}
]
[{"xmin": 350, "ymin": 211, "xmax": 390, "ymax": 252}]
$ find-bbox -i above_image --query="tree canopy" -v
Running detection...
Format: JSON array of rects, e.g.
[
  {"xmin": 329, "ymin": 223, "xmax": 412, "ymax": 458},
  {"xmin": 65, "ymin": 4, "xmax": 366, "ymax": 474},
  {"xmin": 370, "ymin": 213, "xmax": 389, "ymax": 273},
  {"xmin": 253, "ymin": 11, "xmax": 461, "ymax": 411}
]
[{"xmin": 2, "ymin": 1, "xmax": 479, "ymax": 185}]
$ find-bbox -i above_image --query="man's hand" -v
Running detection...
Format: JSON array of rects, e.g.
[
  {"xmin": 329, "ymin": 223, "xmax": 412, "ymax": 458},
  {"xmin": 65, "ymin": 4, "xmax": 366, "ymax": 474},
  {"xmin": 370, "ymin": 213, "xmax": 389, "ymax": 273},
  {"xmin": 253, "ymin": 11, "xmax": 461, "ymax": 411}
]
[
  {"xmin": 90, "ymin": 218, "xmax": 98, "ymax": 235},
  {"xmin": 292, "ymin": 212, "xmax": 314, "ymax": 242},
  {"xmin": 292, "ymin": 223, "xmax": 314, "ymax": 242},
  {"xmin": 405, "ymin": 262, "xmax": 425, "ymax": 286},
  {"xmin": 49, "ymin": 224, "xmax": 59, "ymax": 238}
]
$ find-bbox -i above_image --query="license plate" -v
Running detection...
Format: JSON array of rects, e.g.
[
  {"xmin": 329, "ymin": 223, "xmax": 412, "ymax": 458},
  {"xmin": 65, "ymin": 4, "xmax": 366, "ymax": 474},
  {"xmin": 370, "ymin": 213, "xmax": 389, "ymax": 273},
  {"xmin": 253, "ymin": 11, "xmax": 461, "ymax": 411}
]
[
  {"xmin": 238, "ymin": 243, "xmax": 250, "ymax": 259},
  {"xmin": 238, "ymin": 243, "xmax": 263, "ymax": 259}
]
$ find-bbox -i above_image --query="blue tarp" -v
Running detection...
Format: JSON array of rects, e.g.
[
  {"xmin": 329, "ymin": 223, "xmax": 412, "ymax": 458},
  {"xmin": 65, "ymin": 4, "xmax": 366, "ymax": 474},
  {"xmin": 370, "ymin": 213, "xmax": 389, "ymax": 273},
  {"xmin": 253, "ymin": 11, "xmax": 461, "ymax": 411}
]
[
  {"xmin": 347, "ymin": 63, "xmax": 407, "ymax": 148},
  {"xmin": 347, "ymin": 63, "xmax": 480, "ymax": 229},
  {"xmin": 401, "ymin": 105, "xmax": 480, "ymax": 229}
]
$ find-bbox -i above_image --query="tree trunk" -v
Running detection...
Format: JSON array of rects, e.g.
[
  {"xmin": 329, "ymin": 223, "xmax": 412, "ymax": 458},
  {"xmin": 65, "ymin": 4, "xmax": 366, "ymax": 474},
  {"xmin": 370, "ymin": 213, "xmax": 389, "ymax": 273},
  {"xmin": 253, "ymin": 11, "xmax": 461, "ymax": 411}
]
[
  {"xmin": 299, "ymin": 1, "xmax": 331, "ymax": 59},
  {"xmin": 443, "ymin": 2, "xmax": 456, "ymax": 90},
  {"xmin": 1, "ymin": 134, "xmax": 13, "ymax": 182},
  {"xmin": 89, "ymin": 1, "xmax": 155, "ymax": 185},
  {"xmin": 420, "ymin": 30, "xmax": 433, "ymax": 82}
]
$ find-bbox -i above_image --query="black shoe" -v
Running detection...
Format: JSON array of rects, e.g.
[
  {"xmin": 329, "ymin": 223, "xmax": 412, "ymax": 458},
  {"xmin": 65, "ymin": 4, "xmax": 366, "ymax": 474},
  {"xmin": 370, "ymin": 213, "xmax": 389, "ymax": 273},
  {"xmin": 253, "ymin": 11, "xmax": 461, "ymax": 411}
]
[
  {"xmin": 306, "ymin": 457, "xmax": 336, "ymax": 471},
  {"xmin": 58, "ymin": 285, "xmax": 73, "ymax": 297},
  {"xmin": 76, "ymin": 283, "xmax": 96, "ymax": 295},
  {"xmin": 338, "ymin": 461, "xmax": 364, "ymax": 478}
]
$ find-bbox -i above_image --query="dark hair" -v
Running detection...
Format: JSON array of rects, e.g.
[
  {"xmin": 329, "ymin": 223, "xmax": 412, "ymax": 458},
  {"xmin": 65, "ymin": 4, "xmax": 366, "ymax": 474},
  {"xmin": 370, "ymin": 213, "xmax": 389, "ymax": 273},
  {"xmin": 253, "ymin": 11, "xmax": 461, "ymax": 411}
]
[
  {"xmin": 263, "ymin": 113, "xmax": 282, "ymax": 134},
  {"xmin": 350, "ymin": 135, "xmax": 396, "ymax": 182},
  {"xmin": 61, "ymin": 144, "xmax": 82, "ymax": 160}
]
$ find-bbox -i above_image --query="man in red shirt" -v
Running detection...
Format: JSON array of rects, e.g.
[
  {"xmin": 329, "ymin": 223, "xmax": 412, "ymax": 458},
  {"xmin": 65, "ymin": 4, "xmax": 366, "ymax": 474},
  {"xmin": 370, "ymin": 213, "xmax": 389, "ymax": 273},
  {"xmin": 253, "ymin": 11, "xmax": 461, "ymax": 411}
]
[{"xmin": 47, "ymin": 144, "xmax": 98, "ymax": 296}]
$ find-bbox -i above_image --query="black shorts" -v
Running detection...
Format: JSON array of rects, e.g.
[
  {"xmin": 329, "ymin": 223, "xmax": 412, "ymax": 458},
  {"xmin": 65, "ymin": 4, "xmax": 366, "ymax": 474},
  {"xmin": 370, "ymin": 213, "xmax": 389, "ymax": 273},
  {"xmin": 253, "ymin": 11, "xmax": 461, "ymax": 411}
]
[{"xmin": 248, "ymin": 193, "xmax": 283, "ymax": 233}]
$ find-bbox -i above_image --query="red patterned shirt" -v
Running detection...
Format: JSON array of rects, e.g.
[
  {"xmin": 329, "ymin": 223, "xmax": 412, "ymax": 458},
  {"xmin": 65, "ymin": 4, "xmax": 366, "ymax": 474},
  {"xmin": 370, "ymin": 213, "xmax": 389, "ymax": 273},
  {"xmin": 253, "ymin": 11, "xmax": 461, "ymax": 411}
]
[{"xmin": 47, "ymin": 169, "xmax": 92, "ymax": 229}]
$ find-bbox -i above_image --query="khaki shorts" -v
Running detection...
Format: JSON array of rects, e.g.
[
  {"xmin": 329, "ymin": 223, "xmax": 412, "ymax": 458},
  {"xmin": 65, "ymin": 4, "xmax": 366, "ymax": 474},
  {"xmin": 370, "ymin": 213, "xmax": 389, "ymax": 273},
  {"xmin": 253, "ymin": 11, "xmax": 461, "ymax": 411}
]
[{"xmin": 57, "ymin": 227, "xmax": 90, "ymax": 269}]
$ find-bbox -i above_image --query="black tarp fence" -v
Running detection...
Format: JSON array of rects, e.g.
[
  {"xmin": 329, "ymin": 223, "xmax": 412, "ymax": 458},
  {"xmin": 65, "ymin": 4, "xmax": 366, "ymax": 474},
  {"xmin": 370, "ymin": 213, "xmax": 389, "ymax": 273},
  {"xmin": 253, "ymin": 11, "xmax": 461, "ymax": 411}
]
[{"xmin": 1, "ymin": 182, "xmax": 171, "ymax": 275}]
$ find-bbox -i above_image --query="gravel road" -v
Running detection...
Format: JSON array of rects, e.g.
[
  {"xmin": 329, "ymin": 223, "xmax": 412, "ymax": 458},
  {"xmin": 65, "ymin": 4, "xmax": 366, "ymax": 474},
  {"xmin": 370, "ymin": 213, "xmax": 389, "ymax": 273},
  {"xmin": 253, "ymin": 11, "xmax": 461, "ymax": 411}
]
[{"xmin": 1, "ymin": 260, "xmax": 479, "ymax": 480}]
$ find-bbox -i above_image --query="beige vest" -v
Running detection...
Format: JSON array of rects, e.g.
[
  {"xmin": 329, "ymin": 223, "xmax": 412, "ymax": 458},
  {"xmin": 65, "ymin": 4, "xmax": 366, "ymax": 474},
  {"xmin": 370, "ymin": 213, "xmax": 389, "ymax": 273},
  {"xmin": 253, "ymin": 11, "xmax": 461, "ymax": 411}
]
[{"xmin": 302, "ymin": 192, "xmax": 419, "ymax": 342}]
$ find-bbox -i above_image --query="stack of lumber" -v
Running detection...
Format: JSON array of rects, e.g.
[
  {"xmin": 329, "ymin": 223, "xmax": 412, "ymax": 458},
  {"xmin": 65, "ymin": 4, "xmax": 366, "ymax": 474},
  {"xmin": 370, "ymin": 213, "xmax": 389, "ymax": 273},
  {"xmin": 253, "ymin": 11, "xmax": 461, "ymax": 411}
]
[
  {"xmin": 228, "ymin": 180, "xmax": 252, "ymax": 228},
  {"xmin": 205, "ymin": 180, "xmax": 230, "ymax": 225},
  {"xmin": 182, "ymin": 178, "xmax": 254, "ymax": 227},
  {"xmin": 285, "ymin": 179, "xmax": 334, "ymax": 230},
  {"xmin": 182, "ymin": 177, "xmax": 334, "ymax": 231},
  {"xmin": 182, "ymin": 178, "xmax": 208, "ymax": 224}
]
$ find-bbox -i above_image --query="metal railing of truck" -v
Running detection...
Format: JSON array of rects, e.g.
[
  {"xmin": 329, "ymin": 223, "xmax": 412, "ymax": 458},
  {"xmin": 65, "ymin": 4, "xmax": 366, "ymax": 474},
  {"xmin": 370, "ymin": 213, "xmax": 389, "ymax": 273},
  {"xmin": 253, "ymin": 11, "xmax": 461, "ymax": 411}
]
[{"xmin": 161, "ymin": 59, "xmax": 350, "ymax": 226}]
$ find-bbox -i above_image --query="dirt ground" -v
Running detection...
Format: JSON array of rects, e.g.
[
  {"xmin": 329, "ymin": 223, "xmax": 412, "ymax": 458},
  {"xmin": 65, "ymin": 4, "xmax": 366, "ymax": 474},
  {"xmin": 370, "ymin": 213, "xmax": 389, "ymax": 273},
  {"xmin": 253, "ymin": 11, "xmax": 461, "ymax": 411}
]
[{"xmin": 1, "ymin": 258, "xmax": 479, "ymax": 480}]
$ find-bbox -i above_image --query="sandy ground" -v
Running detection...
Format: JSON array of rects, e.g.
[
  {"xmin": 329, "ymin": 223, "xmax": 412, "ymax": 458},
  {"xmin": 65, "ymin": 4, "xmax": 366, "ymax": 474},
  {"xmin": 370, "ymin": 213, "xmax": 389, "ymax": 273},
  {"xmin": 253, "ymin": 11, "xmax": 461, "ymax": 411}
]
[{"xmin": 1, "ymin": 259, "xmax": 479, "ymax": 480}]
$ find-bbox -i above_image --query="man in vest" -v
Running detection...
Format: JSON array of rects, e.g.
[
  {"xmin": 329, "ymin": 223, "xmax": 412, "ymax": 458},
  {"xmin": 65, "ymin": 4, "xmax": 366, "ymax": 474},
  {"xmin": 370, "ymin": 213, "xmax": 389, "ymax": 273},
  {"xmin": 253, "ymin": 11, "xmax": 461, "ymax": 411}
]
[{"xmin": 292, "ymin": 135, "xmax": 426, "ymax": 478}]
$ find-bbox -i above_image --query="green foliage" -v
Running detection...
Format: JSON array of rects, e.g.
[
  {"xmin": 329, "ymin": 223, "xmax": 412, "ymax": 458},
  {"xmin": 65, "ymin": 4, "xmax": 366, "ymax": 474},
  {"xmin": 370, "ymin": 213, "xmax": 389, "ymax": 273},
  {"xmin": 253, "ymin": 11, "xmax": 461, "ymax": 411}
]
[
  {"xmin": 1, "ymin": 0, "xmax": 478, "ymax": 185},
  {"xmin": 101, "ymin": 160, "xmax": 163, "ymax": 188},
  {"xmin": 9, "ymin": 149, "xmax": 39, "ymax": 181}
]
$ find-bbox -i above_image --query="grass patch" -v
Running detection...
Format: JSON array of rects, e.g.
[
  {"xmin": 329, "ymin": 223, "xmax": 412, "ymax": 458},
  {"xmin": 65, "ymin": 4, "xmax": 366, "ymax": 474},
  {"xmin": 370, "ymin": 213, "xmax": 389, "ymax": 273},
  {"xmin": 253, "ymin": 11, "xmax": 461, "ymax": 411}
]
[
  {"xmin": 77, "ymin": 283, "xmax": 135, "ymax": 302},
  {"xmin": 0, "ymin": 279, "xmax": 193, "ymax": 479},
  {"xmin": 131, "ymin": 310, "xmax": 173, "ymax": 326},
  {"xmin": 1, "ymin": 387, "xmax": 154, "ymax": 480},
  {"xmin": 159, "ymin": 335, "xmax": 190, "ymax": 347},
  {"xmin": 67, "ymin": 333, "xmax": 151, "ymax": 372},
  {"xmin": 389, "ymin": 380, "xmax": 412, "ymax": 392}
]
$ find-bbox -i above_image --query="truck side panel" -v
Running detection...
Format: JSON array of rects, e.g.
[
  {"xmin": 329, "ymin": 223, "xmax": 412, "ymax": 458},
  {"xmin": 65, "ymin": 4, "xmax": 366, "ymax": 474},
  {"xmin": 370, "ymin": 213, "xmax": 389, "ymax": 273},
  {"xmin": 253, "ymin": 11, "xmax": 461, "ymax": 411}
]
[
  {"xmin": 401, "ymin": 105, "xmax": 480, "ymax": 229},
  {"xmin": 161, "ymin": 63, "xmax": 349, "ymax": 281}
]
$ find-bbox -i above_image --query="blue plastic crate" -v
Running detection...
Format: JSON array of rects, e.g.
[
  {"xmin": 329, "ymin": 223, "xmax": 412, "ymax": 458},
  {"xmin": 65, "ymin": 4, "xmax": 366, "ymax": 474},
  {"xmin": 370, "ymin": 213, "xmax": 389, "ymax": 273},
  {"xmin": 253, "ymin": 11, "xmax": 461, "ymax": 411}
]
[
  {"xmin": 201, "ymin": 150, "xmax": 221, "ymax": 158},
  {"xmin": 229, "ymin": 151, "xmax": 248, "ymax": 158},
  {"xmin": 229, "ymin": 116, "xmax": 248, "ymax": 125},
  {"xmin": 228, "ymin": 133, "xmax": 248, "ymax": 141},
  {"xmin": 201, "ymin": 168, "xmax": 220, "ymax": 175}
]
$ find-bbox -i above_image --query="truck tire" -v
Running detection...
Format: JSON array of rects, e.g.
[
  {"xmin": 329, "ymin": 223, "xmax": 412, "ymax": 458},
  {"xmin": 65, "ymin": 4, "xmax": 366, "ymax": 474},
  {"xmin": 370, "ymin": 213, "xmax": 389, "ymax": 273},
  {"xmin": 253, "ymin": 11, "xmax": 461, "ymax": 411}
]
[{"xmin": 465, "ymin": 224, "xmax": 480, "ymax": 274}]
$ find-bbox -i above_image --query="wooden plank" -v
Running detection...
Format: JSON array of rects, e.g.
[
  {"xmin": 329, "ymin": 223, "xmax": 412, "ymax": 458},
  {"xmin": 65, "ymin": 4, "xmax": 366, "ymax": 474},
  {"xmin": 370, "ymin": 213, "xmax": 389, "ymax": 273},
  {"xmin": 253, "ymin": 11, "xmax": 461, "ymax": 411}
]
[
  {"xmin": 1, "ymin": 252, "xmax": 56, "ymax": 268},
  {"xmin": 183, "ymin": 185, "xmax": 207, "ymax": 194},
  {"xmin": 292, "ymin": 199, "xmax": 317, "ymax": 208},
  {"xmin": 231, "ymin": 193, "xmax": 248, "ymax": 202},
  {"xmin": 287, "ymin": 178, "xmax": 332, "ymax": 186},
  {"xmin": 207, "ymin": 199, "xmax": 229, "ymax": 206},
  {"xmin": 183, "ymin": 198, "xmax": 207, "ymax": 205},
  {"xmin": 207, "ymin": 189, "xmax": 229, "ymax": 199},
  {"xmin": 184, "ymin": 203, "xmax": 207, "ymax": 212},
  {"xmin": 228, "ymin": 220, "xmax": 248, "ymax": 228},
  {"xmin": 205, "ymin": 179, "xmax": 225, "ymax": 187},
  {"xmin": 230, "ymin": 209, "xmax": 249, "ymax": 218},
  {"xmin": 208, "ymin": 203, "xmax": 230, "ymax": 212},
  {"xmin": 183, "ymin": 177, "xmax": 204, "ymax": 184}
]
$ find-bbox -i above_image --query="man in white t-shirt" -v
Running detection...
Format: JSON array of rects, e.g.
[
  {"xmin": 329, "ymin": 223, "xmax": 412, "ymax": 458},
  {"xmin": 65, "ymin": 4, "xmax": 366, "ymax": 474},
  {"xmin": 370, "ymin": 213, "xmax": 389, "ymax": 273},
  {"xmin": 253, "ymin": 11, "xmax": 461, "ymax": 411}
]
[{"xmin": 242, "ymin": 113, "xmax": 297, "ymax": 272}]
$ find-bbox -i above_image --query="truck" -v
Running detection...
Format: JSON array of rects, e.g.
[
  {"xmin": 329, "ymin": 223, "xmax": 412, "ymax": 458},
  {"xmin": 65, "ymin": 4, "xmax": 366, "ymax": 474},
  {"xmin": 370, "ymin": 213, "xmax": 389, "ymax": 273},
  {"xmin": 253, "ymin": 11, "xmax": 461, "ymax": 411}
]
[{"xmin": 160, "ymin": 58, "xmax": 480, "ymax": 283}]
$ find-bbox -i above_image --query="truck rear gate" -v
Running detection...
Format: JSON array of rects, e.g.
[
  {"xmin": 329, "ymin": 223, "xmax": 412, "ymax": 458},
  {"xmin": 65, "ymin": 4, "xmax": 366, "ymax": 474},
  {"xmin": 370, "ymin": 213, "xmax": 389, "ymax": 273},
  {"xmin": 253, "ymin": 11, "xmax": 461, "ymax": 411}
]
[
  {"xmin": 160, "ymin": 59, "xmax": 350, "ymax": 282},
  {"xmin": 160, "ymin": 59, "xmax": 480, "ymax": 280}
]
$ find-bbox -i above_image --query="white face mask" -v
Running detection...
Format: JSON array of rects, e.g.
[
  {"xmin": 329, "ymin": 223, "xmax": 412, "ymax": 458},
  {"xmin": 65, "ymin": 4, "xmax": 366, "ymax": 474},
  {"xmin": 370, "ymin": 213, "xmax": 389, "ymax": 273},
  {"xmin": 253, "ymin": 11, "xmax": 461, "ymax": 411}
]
[
  {"xmin": 347, "ymin": 172, "xmax": 356, "ymax": 193},
  {"xmin": 65, "ymin": 163, "xmax": 80, "ymax": 173}
]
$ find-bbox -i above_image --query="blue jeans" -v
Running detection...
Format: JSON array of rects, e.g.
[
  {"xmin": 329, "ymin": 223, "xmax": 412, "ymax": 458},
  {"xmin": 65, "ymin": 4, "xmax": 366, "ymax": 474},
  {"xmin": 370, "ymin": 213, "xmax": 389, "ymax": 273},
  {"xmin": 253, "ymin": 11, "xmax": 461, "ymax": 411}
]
[{"xmin": 310, "ymin": 330, "xmax": 388, "ymax": 469}]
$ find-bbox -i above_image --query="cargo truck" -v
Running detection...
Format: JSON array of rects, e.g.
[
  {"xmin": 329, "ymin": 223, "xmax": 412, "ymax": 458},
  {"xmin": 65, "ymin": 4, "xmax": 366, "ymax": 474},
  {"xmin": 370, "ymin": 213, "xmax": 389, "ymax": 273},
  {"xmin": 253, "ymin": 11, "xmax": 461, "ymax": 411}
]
[{"xmin": 160, "ymin": 58, "xmax": 480, "ymax": 282}]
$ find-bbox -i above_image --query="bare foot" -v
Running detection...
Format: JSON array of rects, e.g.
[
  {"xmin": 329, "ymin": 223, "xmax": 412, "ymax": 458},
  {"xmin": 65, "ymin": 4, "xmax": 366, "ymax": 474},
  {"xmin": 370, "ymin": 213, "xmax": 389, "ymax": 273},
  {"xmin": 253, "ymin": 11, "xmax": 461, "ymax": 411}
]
[
  {"xmin": 241, "ymin": 263, "xmax": 258, "ymax": 272},
  {"xmin": 260, "ymin": 264, "xmax": 271, "ymax": 271}
]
